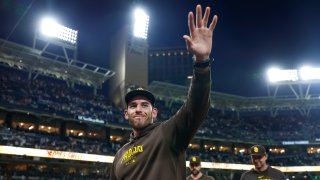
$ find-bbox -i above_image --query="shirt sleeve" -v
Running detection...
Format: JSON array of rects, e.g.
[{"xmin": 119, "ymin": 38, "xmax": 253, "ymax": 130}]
[
  {"xmin": 163, "ymin": 67, "xmax": 211, "ymax": 150},
  {"xmin": 109, "ymin": 154, "xmax": 118, "ymax": 180}
]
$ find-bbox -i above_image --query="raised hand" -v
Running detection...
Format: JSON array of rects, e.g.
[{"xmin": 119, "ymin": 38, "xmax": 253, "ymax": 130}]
[{"xmin": 183, "ymin": 5, "xmax": 218, "ymax": 61}]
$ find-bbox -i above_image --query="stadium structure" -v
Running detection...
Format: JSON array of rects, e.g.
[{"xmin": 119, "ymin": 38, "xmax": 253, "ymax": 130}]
[
  {"xmin": 1, "ymin": 8, "xmax": 320, "ymax": 180},
  {"xmin": 1, "ymin": 37, "xmax": 320, "ymax": 179}
]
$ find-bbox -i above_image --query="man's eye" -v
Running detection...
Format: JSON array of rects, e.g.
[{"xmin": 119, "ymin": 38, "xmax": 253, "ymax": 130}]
[{"xmin": 129, "ymin": 105, "xmax": 136, "ymax": 108}]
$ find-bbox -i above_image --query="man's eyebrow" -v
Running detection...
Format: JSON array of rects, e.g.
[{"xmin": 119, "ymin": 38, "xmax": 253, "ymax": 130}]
[{"xmin": 128, "ymin": 102, "xmax": 137, "ymax": 106}]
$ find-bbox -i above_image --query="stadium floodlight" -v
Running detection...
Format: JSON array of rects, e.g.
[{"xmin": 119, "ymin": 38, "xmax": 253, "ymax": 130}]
[
  {"xmin": 133, "ymin": 8, "xmax": 149, "ymax": 39},
  {"xmin": 267, "ymin": 68, "xmax": 298, "ymax": 82},
  {"xmin": 300, "ymin": 66, "xmax": 320, "ymax": 80},
  {"xmin": 40, "ymin": 17, "xmax": 78, "ymax": 45}
]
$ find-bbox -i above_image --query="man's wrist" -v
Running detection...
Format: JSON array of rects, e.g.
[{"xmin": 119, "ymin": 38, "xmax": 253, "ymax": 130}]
[
  {"xmin": 193, "ymin": 58, "xmax": 212, "ymax": 68},
  {"xmin": 192, "ymin": 55, "xmax": 210, "ymax": 61}
]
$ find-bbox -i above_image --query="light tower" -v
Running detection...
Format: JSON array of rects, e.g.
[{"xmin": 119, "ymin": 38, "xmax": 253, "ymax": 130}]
[
  {"xmin": 266, "ymin": 66, "xmax": 320, "ymax": 117},
  {"xmin": 109, "ymin": 6, "xmax": 150, "ymax": 106},
  {"xmin": 33, "ymin": 17, "xmax": 78, "ymax": 64},
  {"xmin": 15, "ymin": 17, "xmax": 116, "ymax": 93}
]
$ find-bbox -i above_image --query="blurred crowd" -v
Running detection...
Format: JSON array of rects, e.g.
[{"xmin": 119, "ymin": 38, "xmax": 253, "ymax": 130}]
[
  {"xmin": 0, "ymin": 67, "xmax": 124, "ymax": 125},
  {"xmin": 1, "ymin": 66, "xmax": 319, "ymax": 143},
  {"xmin": 1, "ymin": 66, "xmax": 320, "ymax": 179},
  {"xmin": 0, "ymin": 169, "xmax": 107, "ymax": 180},
  {"xmin": 186, "ymin": 147, "xmax": 320, "ymax": 166},
  {"xmin": 0, "ymin": 125, "xmax": 121, "ymax": 155},
  {"xmin": 1, "ymin": 123, "xmax": 319, "ymax": 167}
]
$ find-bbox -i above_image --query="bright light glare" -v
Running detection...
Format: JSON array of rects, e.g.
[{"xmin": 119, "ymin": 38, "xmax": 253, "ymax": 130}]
[
  {"xmin": 300, "ymin": 66, "xmax": 320, "ymax": 80},
  {"xmin": 267, "ymin": 68, "xmax": 298, "ymax": 82},
  {"xmin": 133, "ymin": 8, "xmax": 149, "ymax": 39},
  {"xmin": 40, "ymin": 18, "xmax": 78, "ymax": 45},
  {"xmin": 40, "ymin": 18, "xmax": 58, "ymax": 37}
]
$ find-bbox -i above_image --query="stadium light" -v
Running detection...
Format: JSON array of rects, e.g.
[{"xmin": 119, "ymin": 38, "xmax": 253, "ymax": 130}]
[
  {"xmin": 133, "ymin": 8, "xmax": 149, "ymax": 39},
  {"xmin": 300, "ymin": 66, "xmax": 320, "ymax": 80},
  {"xmin": 267, "ymin": 68, "xmax": 298, "ymax": 82},
  {"xmin": 40, "ymin": 17, "xmax": 78, "ymax": 45}
]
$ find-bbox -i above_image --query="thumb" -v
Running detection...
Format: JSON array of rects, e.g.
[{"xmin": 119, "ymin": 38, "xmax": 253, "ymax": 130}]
[{"xmin": 183, "ymin": 35, "xmax": 193, "ymax": 50}]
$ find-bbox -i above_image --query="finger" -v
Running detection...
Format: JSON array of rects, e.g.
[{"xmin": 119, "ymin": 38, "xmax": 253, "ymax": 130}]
[
  {"xmin": 196, "ymin": 4, "xmax": 202, "ymax": 28},
  {"xmin": 183, "ymin": 35, "xmax": 193, "ymax": 50},
  {"xmin": 188, "ymin": 12, "xmax": 195, "ymax": 36},
  {"xmin": 203, "ymin": 7, "xmax": 210, "ymax": 27},
  {"xmin": 209, "ymin": 15, "xmax": 218, "ymax": 31}
]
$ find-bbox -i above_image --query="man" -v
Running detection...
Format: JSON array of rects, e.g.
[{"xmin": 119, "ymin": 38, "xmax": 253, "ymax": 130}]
[
  {"xmin": 187, "ymin": 156, "xmax": 215, "ymax": 180},
  {"xmin": 110, "ymin": 4, "xmax": 218, "ymax": 180},
  {"xmin": 240, "ymin": 145, "xmax": 285, "ymax": 180}
]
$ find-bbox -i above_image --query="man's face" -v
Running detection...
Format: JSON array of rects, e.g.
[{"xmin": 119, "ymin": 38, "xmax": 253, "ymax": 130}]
[
  {"xmin": 251, "ymin": 154, "xmax": 267, "ymax": 170},
  {"xmin": 189, "ymin": 163, "xmax": 201, "ymax": 175},
  {"xmin": 124, "ymin": 96, "xmax": 158, "ymax": 131}
]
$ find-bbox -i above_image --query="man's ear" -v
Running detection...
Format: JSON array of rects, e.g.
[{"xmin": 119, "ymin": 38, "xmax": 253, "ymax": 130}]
[
  {"xmin": 152, "ymin": 107, "xmax": 158, "ymax": 119},
  {"xmin": 124, "ymin": 109, "xmax": 129, "ymax": 120}
]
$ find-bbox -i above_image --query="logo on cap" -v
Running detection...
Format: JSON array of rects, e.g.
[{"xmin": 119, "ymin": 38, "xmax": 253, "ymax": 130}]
[
  {"xmin": 250, "ymin": 145, "xmax": 266, "ymax": 155},
  {"xmin": 189, "ymin": 156, "xmax": 201, "ymax": 164}
]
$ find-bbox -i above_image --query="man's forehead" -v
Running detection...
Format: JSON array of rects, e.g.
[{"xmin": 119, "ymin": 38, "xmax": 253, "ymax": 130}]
[
  {"xmin": 190, "ymin": 163, "xmax": 200, "ymax": 167},
  {"xmin": 251, "ymin": 155, "xmax": 265, "ymax": 159},
  {"xmin": 127, "ymin": 96, "xmax": 152, "ymax": 105}
]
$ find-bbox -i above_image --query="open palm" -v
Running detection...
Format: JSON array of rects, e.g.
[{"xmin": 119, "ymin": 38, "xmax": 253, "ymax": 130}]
[{"xmin": 183, "ymin": 5, "xmax": 218, "ymax": 61}]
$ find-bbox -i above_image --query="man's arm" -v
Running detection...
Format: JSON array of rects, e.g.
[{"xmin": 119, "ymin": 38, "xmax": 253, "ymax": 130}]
[
  {"xmin": 240, "ymin": 173, "xmax": 246, "ymax": 180},
  {"xmin": 109, "ymin": 163, "xmax": 116, "ymax": 180},
  {"xmin": 183, "ymin": 4, "xmax": 218, "ymax": 132},
  {"xmin": 181, "ymin": 5, "xmax": 218, "ymax": 142},
  {"xmin": 109, "ymin": 154, "xmax": 118, "ymax": 180},
  {"xmin": 164, "ymin": 5, "xmax": 218, "ymax": 150}
]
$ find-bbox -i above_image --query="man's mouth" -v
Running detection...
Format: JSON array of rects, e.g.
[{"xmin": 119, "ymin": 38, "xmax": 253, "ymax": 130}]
[{"xmin": 133, "ymin": 115, "xmax": 145, "ymax": 118}]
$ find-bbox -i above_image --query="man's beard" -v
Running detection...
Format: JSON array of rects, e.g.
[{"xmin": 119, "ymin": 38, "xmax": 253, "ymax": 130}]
[{"xmin": 191, "ymin": 169, "xmax": 200, "ymax": 176}]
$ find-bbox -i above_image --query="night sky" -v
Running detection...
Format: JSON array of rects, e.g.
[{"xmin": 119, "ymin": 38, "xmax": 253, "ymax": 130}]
[{"xmin": 1, "ymin": 0, "xmax": 320, "ymax": 97}]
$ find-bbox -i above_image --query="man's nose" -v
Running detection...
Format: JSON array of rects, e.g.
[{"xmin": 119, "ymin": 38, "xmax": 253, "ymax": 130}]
[{"xmin": 135, "ymin": 105, "xmax": 143, "ymax": 112}]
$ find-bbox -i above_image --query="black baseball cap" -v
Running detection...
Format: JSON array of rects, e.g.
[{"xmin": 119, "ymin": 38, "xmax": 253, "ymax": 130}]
[
  {"xmin": 189, "ymin": 156, "xmax": 201, "ymax": 164},
  {"xmin": 125, "ymin": 88, "xmax": 155, "ymax": 106},
  {"xmin": 250, "ymin": 145, "xmax": 266, "ymax": 155}
]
